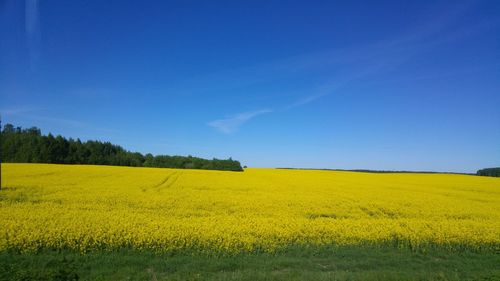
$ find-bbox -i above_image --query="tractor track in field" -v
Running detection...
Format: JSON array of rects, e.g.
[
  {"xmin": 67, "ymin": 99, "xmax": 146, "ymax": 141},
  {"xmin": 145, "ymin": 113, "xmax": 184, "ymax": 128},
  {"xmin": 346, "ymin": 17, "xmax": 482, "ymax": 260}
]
[
  {"xmin": 142, "ymin": 172, "xmax": 182, "ymax": 192},
  {"xmin": 159, "ymin": 172, "xmax": 181, "ymax": 189}
]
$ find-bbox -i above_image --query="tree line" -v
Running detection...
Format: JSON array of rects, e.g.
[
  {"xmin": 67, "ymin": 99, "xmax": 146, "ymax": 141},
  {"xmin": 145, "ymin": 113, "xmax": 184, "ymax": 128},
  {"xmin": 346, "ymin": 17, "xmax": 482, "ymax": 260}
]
[
  {"xmin": 0, "ymin": 124, "xmax": 243, "ymax": 171},
  {"xmin": 476, "ymin": 167, "xmax": 500, "ymax": 177}
]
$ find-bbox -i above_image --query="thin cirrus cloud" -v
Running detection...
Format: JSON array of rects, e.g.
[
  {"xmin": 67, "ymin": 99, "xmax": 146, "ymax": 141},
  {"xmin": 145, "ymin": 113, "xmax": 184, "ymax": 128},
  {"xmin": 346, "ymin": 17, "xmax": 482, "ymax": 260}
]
[
  {"xmin": 206, "ymin": 54, "xmax": 407, "ymax": 135},
  {"xmin": 1, "ymin": 106, "xmax": 118, "ymax": 134},
  {"xmin": 25, "ymin": 0, "xmax": 40, "ymax": 71},
  {"xmin": 206, "ymin": 2, "xmax": 493, "ymax": 134},
  {"xmin": 208, "ymin": 109, "xmax": 273, "ymax": 134},
  {"xmin": 1, "ymin": 106, "xmax": 37, "ymax": 116}
]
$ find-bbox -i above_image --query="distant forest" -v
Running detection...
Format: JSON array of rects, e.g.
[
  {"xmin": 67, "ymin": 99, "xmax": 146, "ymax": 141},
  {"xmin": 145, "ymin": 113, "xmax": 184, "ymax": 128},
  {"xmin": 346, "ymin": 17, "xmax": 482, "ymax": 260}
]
[
  {"xmin": 0, "ymin": 124, "xmax": 243, "ymax": 171},
  {"xmin": 477, "ymin": 168, "xmax": 500, "ymax": 177},
  {"xmin": 277, "ymin": 168, "xmax": 474, "ymax": 175},
  {"xmin": 278, "ymin": 168, "xmax": 500, "ymax": 177}
]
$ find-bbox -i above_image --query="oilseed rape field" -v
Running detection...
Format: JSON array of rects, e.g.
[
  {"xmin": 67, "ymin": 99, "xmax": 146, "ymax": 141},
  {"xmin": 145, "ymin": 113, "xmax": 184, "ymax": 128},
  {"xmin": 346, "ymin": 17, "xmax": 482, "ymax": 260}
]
[{"xmin": 1, "ymin": 163, "xmax": 500, "ymax": 254}]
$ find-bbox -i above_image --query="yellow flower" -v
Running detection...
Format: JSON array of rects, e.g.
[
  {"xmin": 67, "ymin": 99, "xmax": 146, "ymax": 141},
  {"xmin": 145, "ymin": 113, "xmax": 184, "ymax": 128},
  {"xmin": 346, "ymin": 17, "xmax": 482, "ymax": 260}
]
[{"xmin": 1, "ymin": 163, "xmax": 499, "ymax": 253}]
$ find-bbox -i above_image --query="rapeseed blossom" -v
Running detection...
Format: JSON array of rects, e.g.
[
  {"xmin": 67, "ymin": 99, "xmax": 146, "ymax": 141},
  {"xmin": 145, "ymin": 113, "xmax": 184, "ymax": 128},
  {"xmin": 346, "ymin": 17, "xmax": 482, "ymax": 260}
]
[{"xmin": 1, "ymin": 163, "xmax": 499, "ymax": 253}]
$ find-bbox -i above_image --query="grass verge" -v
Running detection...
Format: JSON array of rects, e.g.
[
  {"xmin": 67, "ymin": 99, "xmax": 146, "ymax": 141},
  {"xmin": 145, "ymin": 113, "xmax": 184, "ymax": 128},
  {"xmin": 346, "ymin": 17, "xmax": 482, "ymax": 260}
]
[{"xmin": 0, "ymin": 245, "xmax": 499, "ymax": 280}]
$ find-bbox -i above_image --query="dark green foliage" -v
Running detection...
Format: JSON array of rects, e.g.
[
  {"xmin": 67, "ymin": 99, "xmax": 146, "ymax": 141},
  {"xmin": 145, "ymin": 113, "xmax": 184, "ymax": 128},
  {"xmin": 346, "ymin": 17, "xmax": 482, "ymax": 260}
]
[
  {"xmin": 477, "ymin": 167, "xmax": 500, "ymax": 177},
  {"xmin": 0, "ymin": 124, "xmax": 243, "ymax": 171},
  {"xmin": 277, "ymin": 168, "xmax": 475, "ymax": 175},
  {"xmin": 1, "ymin": 255, "xmax": 79, "ymax": 281},
  {"xmin": 0, "ymin": 245, "xmax": 498, "ymax": 280}
]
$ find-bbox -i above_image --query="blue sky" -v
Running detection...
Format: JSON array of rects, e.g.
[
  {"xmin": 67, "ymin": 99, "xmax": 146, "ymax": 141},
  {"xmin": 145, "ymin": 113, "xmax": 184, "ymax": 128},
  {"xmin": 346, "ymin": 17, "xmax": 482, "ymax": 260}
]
[{"xmin": 1, "ymin": 0, "xmax": 499, "ymax": 172}]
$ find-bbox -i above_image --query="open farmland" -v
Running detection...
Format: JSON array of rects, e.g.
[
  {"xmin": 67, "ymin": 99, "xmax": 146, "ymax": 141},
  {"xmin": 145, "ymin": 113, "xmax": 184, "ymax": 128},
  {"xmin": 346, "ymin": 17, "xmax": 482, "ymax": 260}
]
[
  {"xmin": 1, "ymin": 163, "xmax": 499, "ymax": 253},
  {"xmin": 1, "ymin": 163, "xmax": 500, "ymax": 280}
]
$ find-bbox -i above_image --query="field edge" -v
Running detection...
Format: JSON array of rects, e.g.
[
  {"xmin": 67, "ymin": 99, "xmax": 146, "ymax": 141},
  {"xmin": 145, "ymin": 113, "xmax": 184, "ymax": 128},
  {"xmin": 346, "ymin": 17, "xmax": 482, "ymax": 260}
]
[{"xmin": 1, "ymin": 245, "xmax": 499, "ymax": 281}]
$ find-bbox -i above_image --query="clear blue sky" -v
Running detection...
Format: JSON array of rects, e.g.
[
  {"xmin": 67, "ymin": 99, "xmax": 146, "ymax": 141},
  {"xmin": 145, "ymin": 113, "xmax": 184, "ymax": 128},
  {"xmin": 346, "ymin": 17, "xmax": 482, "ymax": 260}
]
[{"xmin": 1, "ymin": 0, "xmax": 499, "ymax": 172}]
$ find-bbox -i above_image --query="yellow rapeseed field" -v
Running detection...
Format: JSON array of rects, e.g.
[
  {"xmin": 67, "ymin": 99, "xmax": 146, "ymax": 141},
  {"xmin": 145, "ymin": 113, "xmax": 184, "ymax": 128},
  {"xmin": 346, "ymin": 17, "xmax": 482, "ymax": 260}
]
[{"xmin": 1, "ymin": 163, "xmax": 499, "ymax": 253}]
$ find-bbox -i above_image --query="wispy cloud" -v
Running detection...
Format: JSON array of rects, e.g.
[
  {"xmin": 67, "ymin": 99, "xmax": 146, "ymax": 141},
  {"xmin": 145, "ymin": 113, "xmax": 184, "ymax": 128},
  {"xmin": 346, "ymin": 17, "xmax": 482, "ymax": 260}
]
[
  {"xmin": 1, "ymin": 105, "xmax": 43, "ymax": 116},
  {"xmin": 25, "ymin": 0, "xmax": 40, "ymax": 71},
  {"xmin": 1, "ymin": 106, "xmax": 118, "ymax": 134},
  {"xmin": 25, "ymin": 115, "xmax": 91, "ymax": 128},
  {"xmin": 202, "ymin": 2, "xmax": 494, "ymax": 134},
  {"xmin": 282, "ymin": 61, "xmax": 391, "ymax": 110},
  {"xmin": 286, "ymin": 4, "xmax": 494, "ymax": 109},
  {"xmin": 208, "ymin": 109, "xmax": 272, "ymax": 134}
]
